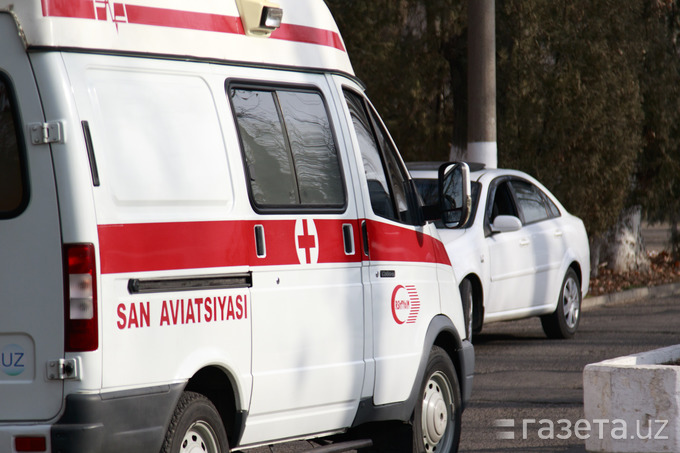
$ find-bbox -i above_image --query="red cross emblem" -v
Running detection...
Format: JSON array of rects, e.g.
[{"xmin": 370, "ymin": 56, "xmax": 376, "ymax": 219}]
[{"xmin": 295, "ymin": 219, "xmax": 318, "ymax": 264}]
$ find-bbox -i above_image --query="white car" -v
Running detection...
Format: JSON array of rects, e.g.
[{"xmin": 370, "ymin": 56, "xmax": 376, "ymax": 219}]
[{"xmin": 409, "ymin": 162, "xmax": 591, "ymax": 339}]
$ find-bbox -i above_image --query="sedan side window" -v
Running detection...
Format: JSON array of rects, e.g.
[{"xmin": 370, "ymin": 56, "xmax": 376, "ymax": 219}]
[
  {"xmin": 488, "ymin": 181, "xmax": 518, "ymax": 223},
  {"xmin": 511, "ymin": 180, "xmax": 557, "ymax": 224}
]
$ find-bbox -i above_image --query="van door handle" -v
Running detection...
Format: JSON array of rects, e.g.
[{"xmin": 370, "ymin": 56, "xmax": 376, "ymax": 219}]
[
  {"xmin": 519, "ymin": 238, "xmax": 530, "ymax": 247},
  {"xmin": 361, "ymin": 221, "xmax": 369, "ymax": 258},
  {"xmin": 554, "ymin": 230, "xmax": 563, "ymax": 237},
  {"xmin": 342, "ymin": 224, "xmax": 355, "ymax": 255},
  {"xmin": 254, "ymin": 225, "xmax": 266, "ymax": 258}
]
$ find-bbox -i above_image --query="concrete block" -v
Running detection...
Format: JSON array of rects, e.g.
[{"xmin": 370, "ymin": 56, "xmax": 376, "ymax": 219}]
[{"xmin": 584, "ymin": 345, "xmax": 680, "ymax": 452}]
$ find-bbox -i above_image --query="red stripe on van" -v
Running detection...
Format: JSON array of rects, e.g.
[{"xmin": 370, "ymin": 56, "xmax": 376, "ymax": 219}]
[
  {"xmin": 124, "ymin": 5, "xmax": 245, "ymax": 35},
  {"xmin": 366, "ymin": 221, "xmax": 452, "ymax": 267},
  {"xmin": 41, "ymin": 0, "xmax": 96, "ymax": 19},
  {"xmin": 98, "ymin": 219, "xmax": 448, "ymax": 274},
  {"xmin": 98, "ymin": 219, "xmax": 362, "ymax": 274},
  {"xmin": 40, "ymin": 1, "xmax": 346, "ymax": 52},
  {"xmin": 272, "ymin": 23, "xmax": 345, "ymax": 52}
]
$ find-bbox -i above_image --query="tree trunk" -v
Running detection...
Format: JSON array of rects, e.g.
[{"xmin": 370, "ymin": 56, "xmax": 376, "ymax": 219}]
[
  {"xmin": 590, "ymin": 205, "xmax": 650, "ymax": 278},
  {"xmin": 671, "ymin": 216, "xmax": 680, "ymax": 260}
]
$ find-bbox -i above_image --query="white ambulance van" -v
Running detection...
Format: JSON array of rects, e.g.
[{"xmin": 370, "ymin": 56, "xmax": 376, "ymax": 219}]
[{"xmin": 0, "ymin": 1, "xmax": 474, "ymax": 452}]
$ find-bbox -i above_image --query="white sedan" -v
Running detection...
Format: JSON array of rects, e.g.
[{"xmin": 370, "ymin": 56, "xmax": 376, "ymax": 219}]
[{"xmin": 408, "ymin": 162, "xmax": 591, "ymax": 339}]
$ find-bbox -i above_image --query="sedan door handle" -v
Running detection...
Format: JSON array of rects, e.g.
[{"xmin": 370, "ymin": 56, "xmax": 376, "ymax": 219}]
[
  {"xmin": 519, "ymin": 238, "xmax": 530, "ymax": 247},
  {"xmin": 554, "ymin": 230, "xmax": 564, "ymax": 237}
]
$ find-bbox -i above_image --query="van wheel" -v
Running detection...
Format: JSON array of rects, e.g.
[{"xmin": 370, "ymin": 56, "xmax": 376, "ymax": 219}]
[
  {"xmin": 161, "ymin": 391, "xmax": 229, "ymax": 453},
  {"xmin": 412, "ymin": 346, "xmax": 461, "ymax": 453},
  {"xmin": 541, "ymin": 268, "xmax": 581, "ymax": 339}
]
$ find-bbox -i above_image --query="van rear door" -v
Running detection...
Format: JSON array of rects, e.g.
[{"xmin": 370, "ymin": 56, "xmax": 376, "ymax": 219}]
[{"xmin": 0, "ymin": 13, "xmax": 64, "ymax": 421}]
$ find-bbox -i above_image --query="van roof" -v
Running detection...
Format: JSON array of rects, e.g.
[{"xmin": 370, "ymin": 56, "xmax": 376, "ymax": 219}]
[{"xmin": 0, "ymin": 0, "xmax": 354, "ymax": 75}]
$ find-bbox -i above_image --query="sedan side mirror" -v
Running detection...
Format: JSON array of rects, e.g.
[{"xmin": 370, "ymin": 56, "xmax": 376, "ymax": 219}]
[
  {"xmin": 491, "ymin": 215, "xmax": 522, "ymax": 233},
  {"xmin": 438, "ymin": 162, "xmax": 471, "ymax": 229}
]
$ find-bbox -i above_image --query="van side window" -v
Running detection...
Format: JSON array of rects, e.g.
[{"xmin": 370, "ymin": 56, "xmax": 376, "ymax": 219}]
[
  {"xmin": 231, "ymin": 87, "xmax": 345, "ymax": 211},
  {"xmin": 343, "ymin": 90, "xmax": 413, "ymax": 225},
  {"xmin": 0, "ymin": 74, "xmax": 27, "ymax": 218}
]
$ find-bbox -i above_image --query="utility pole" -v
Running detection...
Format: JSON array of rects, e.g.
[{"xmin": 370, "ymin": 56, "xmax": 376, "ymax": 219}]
[{"xmin": 467, "ymin": 0, "xmax": 497, "ymax": 168}]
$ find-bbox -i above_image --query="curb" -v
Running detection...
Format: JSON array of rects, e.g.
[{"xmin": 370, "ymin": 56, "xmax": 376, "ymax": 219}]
[{"xmin": 583, "ymin": 281, "xmax": 680, "ymax": 311}]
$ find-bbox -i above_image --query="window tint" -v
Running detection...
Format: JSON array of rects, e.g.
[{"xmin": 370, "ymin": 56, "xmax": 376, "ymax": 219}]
[
  {"xmin": 0, "ymin": 74, "xmax": 27, "ymax": 217},
  {"xmin": 511, "ymin": 180, "xmax": 551, "ymax": 224},
  {"xmin": 488, "ymin": 181, "xmax": 518, "ymax": 223},
  {"xmin": 543, "ymin": 192, "xmax": 561, "ymax": 218},
  {"xmin": 277, "ymin": 91, "xmax": 344, "ymax": 205},
  {"xmin": 344, "ymin": 91, "xmax": 395, "ymax": 219},
  {"xmin": 344, "ymin": 90, "xmax": 414, "ymax": 224},
  {"xmin": 231, "ymin": 86, "xmax": 345, "ymax": 210},
  {"xmin": 379, "ymin": 133, "xmax": 411, "ymax": 222},
  {"xmin": 231, "ymin": 89, "xmax": 299, "ymax": 206},
  {"xmin": 414, "ymin": 178, "xmax": 438, "ymax": 206}
]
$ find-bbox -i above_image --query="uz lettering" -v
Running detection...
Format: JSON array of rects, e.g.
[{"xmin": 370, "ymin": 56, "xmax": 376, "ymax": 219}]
[{"xmin": 1, "ymin": 352, "xmax": 24, "ymax": 368}]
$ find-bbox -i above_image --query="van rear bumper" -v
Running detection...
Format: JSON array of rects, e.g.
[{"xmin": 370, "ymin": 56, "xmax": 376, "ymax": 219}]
[{"xmin": 51, "ymin": 383, "xmax": 184, "ymax": 453}]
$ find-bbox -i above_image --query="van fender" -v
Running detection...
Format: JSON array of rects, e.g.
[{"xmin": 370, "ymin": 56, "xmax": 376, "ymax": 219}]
[{"xmin": 351, "ymin": 315, "xmax": 474, "ymax": 427}]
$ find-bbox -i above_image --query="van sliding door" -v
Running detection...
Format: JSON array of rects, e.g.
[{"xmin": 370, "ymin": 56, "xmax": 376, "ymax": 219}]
[{"xmin": 230, "ymin": 79, "xmax": 365, "ymax": 445}]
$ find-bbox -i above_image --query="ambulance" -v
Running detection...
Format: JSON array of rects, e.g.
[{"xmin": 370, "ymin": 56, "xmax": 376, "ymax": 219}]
[{"xmin": 0, "ymin": 0, "xmax": 474, "ymax": 452}]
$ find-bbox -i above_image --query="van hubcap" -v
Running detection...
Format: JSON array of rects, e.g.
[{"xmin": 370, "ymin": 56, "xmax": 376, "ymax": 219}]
[
  {"xmin": 422, "ymin": 371, "xmax": 452, "ymax": 450},
  {"xmin": 181, "ymin": 421, "xmax": 219, "ymax": 453}
]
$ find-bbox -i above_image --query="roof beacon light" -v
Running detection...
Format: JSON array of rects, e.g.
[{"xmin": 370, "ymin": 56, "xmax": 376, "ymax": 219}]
[{"xmin": 236, "ymin": 0, "xmax": 283, "ymax": 37}]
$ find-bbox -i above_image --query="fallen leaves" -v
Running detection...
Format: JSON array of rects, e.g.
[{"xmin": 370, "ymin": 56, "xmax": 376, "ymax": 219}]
[{"xmin": 588, "ymin": 251, "xmax": 680, "ymax": 296}]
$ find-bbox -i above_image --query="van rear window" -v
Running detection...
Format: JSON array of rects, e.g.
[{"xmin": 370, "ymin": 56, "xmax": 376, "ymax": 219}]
[
  {"xmin": 230, "ymin": 86, "xmax": 346, "ymax": 212},
  {"xmin": 0, "ymin": 74, "xmax": 27, "ymax": 218}
]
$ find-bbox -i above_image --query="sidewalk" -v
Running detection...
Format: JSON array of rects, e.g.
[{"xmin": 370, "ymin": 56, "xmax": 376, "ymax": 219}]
[{"xmin": 584, "ymin": 281, "xmax": 680, "ymax": 310}]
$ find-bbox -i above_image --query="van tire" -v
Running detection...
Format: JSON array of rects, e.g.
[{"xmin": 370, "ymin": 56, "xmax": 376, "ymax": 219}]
[
  {"xmin": 541, "ymin": 268, "xmax": 581, "ymax": 339},
  {"xmin": 161, "ymin": 391, "xmax": 229, "ymax": 453},
  {"xmin": 412, "ymin": 346, "xmax": 461, "ymax": 453}
]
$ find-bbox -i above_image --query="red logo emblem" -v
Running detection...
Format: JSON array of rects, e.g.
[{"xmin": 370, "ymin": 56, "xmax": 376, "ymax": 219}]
[
  {"xmin": 391, "ymin": 285, "xmax": 420, "ymax": 324},
  {"xmin": 94, "ymin": 1, "xmax": 129, "ymax": 25}
]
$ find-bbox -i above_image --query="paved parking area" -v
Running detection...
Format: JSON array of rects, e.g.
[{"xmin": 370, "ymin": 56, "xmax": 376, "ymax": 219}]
[
  {"xmin": 461, "ymin": 292, "xmax": 680, "ymax": 452},
  {"xmin": 242, "ymin": 288, "xmax": 680, "ymax": 453}
]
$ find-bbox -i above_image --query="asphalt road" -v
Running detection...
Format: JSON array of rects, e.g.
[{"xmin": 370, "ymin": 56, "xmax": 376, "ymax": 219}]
[
  {"xmin": 245, "ymin": 290, "xmax": 680, "ymax": 453},
  {"xmin": 461, "ymin": 292, "xmax": 680, "ymax": 452}
]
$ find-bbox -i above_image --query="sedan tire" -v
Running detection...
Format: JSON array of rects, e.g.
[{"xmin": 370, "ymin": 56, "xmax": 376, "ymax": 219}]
[{"xmin": 541, "ymin": 268, "xmax": 581, "ymax": 339}]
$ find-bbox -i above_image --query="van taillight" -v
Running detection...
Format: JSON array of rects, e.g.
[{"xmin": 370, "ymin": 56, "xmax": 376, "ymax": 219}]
[
  {"xmin": 64, "ymin": 243, "xmax": 98, "ymax": 352},
  {"xmin": 15, "ymin": 436, "xmax": 46, "ymax": 452}
]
